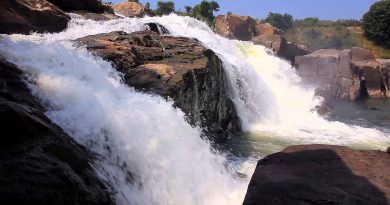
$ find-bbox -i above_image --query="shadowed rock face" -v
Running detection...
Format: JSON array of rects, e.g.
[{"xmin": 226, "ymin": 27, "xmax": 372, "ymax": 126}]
[
  {"xmin": 47, "ymin": 0, "xmax": 111, "ymax": 13},
  {"xmin": 0, "ymin": 0, "xmax": 70, "ymax": 34},
  {"xmin": 0, "ymin": 58, "xmax": 114, "ymax": 205},
  {"xmin": 244, "ymin": 144, "xmax": 390, "ymax": 205},
  {"xmin": 76, "ymin": 30, "xmax": 241, "ymax": 142},
  {"xmin": 295, "ymin": 48, "xmax": 386, "ymax": 102}
]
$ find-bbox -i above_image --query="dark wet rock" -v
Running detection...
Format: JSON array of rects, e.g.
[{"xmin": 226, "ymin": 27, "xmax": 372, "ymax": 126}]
[
  {"xmin": 387, "ymin": 147, "xmax": 390, "ymax": 154},
  {"xmin": 0, "ymin": 0, "xmax": 70, "ymax": 34},
  {"xmin": 47, "ymin": 0, "xmax": 112, "ymax": 13},
  {"xmin": 145, "ymin": 23, "xmax": 170, "ymax": 35},
  {"xmin": 244, "ymin": 144, "xmax": 390, "ymax": 205},
  {"xmin": 0, "ymin": 58, "xmax": 114, "ymax": 205},
  {"xmin": 76, "ymin": 31, "xmax": 241, "ymax": 142}
]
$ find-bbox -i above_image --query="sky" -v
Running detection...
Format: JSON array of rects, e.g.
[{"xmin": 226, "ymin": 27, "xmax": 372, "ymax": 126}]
[{"xmin": 111, "ymin": 0, "xmax": 379, "ymax": 20}]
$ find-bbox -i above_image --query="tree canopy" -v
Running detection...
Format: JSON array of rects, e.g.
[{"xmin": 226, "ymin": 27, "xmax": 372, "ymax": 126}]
[
  {"xmin": 155, "ymin": 1, "xmax": 175, "ymax": 16},
  {"xmin": 363, "ymin": 0, "xmax": 390, "ymax": 48},
  {"xmin": 265, "ymin": 12, "xmax": 293, "ymax": 32},
  {"xmin": 189, "ymin": 0, "xmax": 220, "ymax": 25}
]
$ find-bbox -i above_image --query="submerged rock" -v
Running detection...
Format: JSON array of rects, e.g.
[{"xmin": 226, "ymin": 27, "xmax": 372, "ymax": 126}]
[
  {"xmin": 76, "ymin": 30, "xmax": 241, "ymax": 141},
  {"xmin": 0, "ymin": 0, "xmax": 70, "ymax": 34},
  {"xmin": 244, "ymin": 144, "xmax": 390, "ymax": 205},
  {"xmin": 0, "ymin": 58, "xmax": 114, "ymax": 205}
]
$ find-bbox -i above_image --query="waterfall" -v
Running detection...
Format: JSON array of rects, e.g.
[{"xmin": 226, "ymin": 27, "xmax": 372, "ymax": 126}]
[
  {"xmin": 0, "ymin": 15, "xmax": 246, "ymax": 205},
  {"xmin": 0, "ymin": 13, "xmax": 389, "ymax": 205}
]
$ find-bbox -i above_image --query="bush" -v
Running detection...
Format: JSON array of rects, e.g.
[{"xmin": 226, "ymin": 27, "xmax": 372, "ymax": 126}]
[
  {"xmin": 265, "ymin": 12, "xmax": 293, "ymax": 32},
  {"xmin": 363, "ymin": 0, "xmax": 390, "ymax": 48}
]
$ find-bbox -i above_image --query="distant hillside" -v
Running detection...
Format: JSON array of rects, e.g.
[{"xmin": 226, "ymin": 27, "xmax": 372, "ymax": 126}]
[{"xmin": 284, "ymin": 19, "xmax": 390, "ymax": 59}]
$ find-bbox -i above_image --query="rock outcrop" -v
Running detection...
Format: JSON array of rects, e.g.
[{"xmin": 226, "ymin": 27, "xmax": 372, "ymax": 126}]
[
  {"xmin": 0, "ymin": 58, "xmax": 114, "ymax": 205},
  {"xmin": 295, "ymin": 47, "xmax": 384, "ymax": 103},
  {"xmin": 214, "ymin": 14, "xmax": 309, "ymax": 63},
  {"xmin": 0, "ymin": 0, "xmax": 70, "ymax": 34},
  {"xmin": 76, "ymin": 29, "xmax": 241, "ymax": 141},
  {"xmin": 112, "ymin": 2, "xmax": 153, "ymax": 18},
  {"xmin": 244, "ymin": 144, "xmax": 390, "ymax": 205}
]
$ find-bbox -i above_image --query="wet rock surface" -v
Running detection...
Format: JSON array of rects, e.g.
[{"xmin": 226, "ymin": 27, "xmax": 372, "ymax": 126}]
[
  {"xmin": 76, "ymin": 30, "xmax": 241, "ymax": 141},
  {"xmin": 244, "ymin": 144, "xmax": 390, "ymax": 205},
  {"xmin": 0, "ymin": 58, "xmax": 114, "ymax": 205},
  {"xmin": 0, "ymin": 0, "xmax": 70, "ymax": 34}
]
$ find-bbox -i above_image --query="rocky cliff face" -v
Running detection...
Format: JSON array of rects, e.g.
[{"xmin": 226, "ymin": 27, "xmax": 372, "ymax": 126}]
[
  {"xmin": 75, "ymin": 29, "xmax": 241, "ymax": 142},
  {"xmin": 214, "ymin": 14, "xmax": 309, "ymax": 63},
  {"xmin": 0, "ymin": 58, "xmax": 114, "ymax": 205},
  {"xmin": 295, "ymin": 47, "xmax": 388, "ymax": 103},
  {"xmin": 244, "ymin": 144, "xmax": 390, "ymax": 205}
]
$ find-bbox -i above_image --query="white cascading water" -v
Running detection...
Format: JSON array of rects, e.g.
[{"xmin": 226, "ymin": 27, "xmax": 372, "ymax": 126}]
[{"xmin": 0, "ymin": 13, "xmax": 389, "ymax": 205}]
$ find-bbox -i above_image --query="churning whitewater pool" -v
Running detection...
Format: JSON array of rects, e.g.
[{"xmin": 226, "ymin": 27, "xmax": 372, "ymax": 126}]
[{"xmin": 0, "ymin": 14, "xmax": 389, "ymax": 205}]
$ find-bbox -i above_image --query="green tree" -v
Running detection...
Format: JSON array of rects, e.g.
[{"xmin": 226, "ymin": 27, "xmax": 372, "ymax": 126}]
[
  {"xmin": 363, "ymin": 0, "xmax": 390, "ymax": 48},
  {"xmin": 155, "ymin": 1, "xmax": 175, "ymax": 16},
  {"xmin": 128, "ymin": 0, "xmax": 139, "ymax": 3},
  {"xmin": 185, "ymin": 6, "xmax": 193, "ymax": 14},
  {"xmin": 145, "ymin": 2, "xmax": 151, "ymax": 9},
  {"xmin": 192, "ymin": 0, "xmax": 220, "ymax": 25},
  {"xmin": 265, "ymin": 12, "xmax": 293, "ymax": 32}
]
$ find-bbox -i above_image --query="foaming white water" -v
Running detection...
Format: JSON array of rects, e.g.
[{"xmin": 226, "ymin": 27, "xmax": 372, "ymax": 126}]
[
  {"xmin": 0, "ymin": 21, "xmax": 246, "ymax": 205},
  {"xmin": 1, "ymin": 13, "xmax": 389, "ymax": 204}
]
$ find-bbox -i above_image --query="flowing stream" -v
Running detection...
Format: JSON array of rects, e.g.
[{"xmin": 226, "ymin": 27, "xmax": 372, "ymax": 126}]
[{"xmin": 0, "ymin": 14, "xmax": 389, "ymax": 205}]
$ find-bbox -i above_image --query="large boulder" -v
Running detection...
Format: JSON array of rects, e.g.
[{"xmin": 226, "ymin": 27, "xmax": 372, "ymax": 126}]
[
  {"xmin": 243, "ymin": 144, "xmax": 390, "ymax": 205},
  {"xmin": 214, "ymin": 13, "xmax": 309, "ymax": 63},
  {"xmin": 0, "ymin": 58, "xmax": 114, "ymax": 205},
  {"xmin": 46, "ymin": 0, "xmax": 112, "ymax": 13},
  {"xmin": 112, "ymin": 2, "xmax": 153, "ymax": 18},
  {"xmin": 75, "ymin": 30, "xmax": 241, "ymax": 141},
  {"xmin": 0, "ymin": 0, "xmax": 70, "ymax": 34},
  {"xmin": 214, "ymin": 14, "xmax": 259, "ymax": 41},
  {"xmin": 295, "ymin": 47, "xmax": 383, "ymax": 102}
]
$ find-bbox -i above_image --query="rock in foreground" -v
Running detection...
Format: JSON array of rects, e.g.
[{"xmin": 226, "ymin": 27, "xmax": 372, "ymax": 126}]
[
  {"xmin": 76, "ymin": 30, "xmax": 241, "ymax": 141},
  {"xmin": 0, "ymin": 0, "xmax": 70, "ymax": 34},
  {"xmin": 244, "ymin": 144, "xmax": 390, "ymax": 205},
  {"xmin": 0, "ymin": 58, "xmax": 114, "ymax": 205}
]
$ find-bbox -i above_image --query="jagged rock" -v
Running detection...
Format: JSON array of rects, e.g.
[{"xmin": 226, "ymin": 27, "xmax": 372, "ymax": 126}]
[
  {"xmin": 112, "ymin": 2, "xmax": 153, "ymax": 18},
  {"xmin": 214, "ymin": 13, "xmax": 309, "ymax": 63},
  {"xmin": 0, "ymin": 58, "xmax": 114, "ymax": 205},
  {"xmin": 46, "ymin": 0, "xmax": 112, "ymax": 13},
  {"xmin": 244, "ymin": 144, "xmax": 390, "ymax": 205},
  {"xmin": 295, "ymin": 48, "xmax": 384, "ymax": 102},
  {"xmin": 145, "ymin": 23, "xmax": 170, "ymax": 34},
  {"xmin": 75, "ymin": 31, "xmax": 241, "ymax": 141},
  {"xmin": 0, "ymin": 0, "xmax": 70, "ymax": 34}
]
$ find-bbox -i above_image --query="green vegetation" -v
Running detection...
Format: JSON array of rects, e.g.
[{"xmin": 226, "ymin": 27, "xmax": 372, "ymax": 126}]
[
  {"xmin": 362, "ymin": 0, "xmax": 390, "ymax": 48},
  {"xmin": 284, "ymin": 16, "xmax": 390, "ymax": 58},
  {"xmin": 154, "ymin": 1, "xmax": 175, "ymax": 16},
  {"xmin": 265, "ymin": 12, "xmax": 293, "ymax": 32},
  {"xmin": 190, "ymin": 0, "xmax": 220, "ymax": 25}
]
